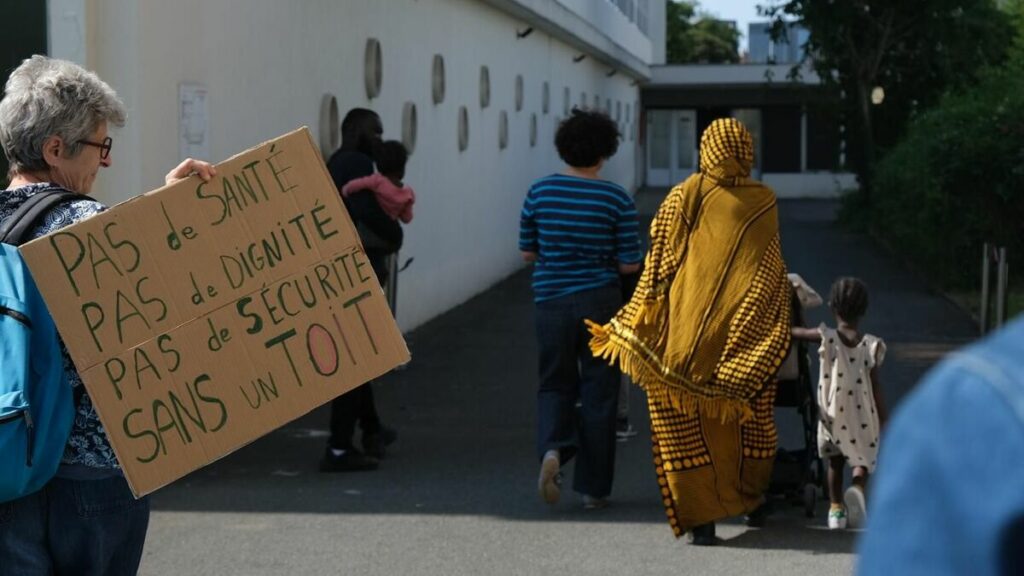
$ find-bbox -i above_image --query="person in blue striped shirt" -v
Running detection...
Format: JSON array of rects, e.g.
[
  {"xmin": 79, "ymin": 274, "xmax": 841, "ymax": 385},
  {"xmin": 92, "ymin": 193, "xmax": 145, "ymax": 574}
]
[{"xmin": 520, "ymin": 108, "xmax": 642, "ymax": 510}]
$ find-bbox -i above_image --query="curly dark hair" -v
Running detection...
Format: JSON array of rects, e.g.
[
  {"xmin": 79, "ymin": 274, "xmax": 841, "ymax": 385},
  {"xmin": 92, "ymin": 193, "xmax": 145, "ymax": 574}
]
[
  {"xmin": 828, "ymin": 277, "xmax": 869, "ymax": 323},
  {"xmin": 554, "ymin": 108, "xmax": 620, "ymax": 168},
  {"xmin": 373, "ymin": 139, "xmax": 408, "ymax": 180}
]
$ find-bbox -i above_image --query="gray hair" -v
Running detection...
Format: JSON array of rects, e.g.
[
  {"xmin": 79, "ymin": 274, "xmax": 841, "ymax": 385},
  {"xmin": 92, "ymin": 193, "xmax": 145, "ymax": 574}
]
[{"xmin": 0, "ymin": 55, "xmax": 126, "ymax": 175}]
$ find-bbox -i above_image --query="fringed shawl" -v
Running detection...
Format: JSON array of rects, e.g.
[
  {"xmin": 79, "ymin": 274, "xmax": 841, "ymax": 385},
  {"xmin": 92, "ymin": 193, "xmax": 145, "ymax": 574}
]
[{"xmin": 588, "ymin": 118, "xmax": 791, "ymax": 422}]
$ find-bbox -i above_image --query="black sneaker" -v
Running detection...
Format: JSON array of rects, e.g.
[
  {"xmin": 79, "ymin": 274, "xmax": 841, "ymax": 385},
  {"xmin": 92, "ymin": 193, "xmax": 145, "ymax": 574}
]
[
  {"xmin": 688, "ymin": 523, "xmax": 718, "ymax": 546},
  {"xmin": 745, "ymin": 502, "xmax": 769, "ymax": 527},
  {"xmin": 319, "ymin": 447, "xmax": 379, "ymax": 472},
  {"xmin": 362, "ymin": 426, "xmax": 397, "ymax": 459},
  {"xmin": 615, "ymin": 419, "xmax": 638, "ymax": 441}
]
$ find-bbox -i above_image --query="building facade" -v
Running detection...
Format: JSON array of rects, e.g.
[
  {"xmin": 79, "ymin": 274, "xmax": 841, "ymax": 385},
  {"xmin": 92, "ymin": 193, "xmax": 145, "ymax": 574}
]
[
  {"xmin": 8, "ymin": 0, "xmax": 664, "ymax": 332},
  {"xmin": 642, "ymin": 22, "xmax": 855, "ymax": 198},
  {"xmin": 747, "ymin": 22, "xmax": 809, "ymax": 65}
]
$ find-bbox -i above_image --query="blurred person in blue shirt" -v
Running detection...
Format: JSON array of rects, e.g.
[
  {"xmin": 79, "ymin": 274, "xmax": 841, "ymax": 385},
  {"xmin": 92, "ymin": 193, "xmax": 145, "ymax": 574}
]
[{"xmin": 858, "ymin": 317, "xmax": 1024, "ymax": 575}]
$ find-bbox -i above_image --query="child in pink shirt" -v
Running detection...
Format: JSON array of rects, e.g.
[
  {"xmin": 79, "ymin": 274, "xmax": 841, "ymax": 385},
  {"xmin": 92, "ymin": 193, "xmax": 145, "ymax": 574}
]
[{"xmin": 341, "ymin": 140, "xmax": 415, "ymax": 223}]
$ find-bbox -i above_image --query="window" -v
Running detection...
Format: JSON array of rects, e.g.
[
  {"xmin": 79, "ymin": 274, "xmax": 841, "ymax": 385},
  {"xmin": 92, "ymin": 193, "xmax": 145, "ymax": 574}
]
[
  {"xmin": 402, "ymin": 102, "xmax": 418, "ymax": 154},
  {"xmin": 648, "ymin": 110, "xmax": 670, "ymax": 169},
  {"xmin": 364, "ymin": 38, "xmax": 382, "ymax": 99},
  {"xmin": 515, "ymin": 75, "xmax": 524, "ymax": 112},
  {"xmin": 636, "ymin": 0, "xmax": 649, "ymax": 35},
  {"xmin": 432, "ymin": 55, "xmax": 445, "ymax": 104},
  {"xmin": 458, "ymin": 106, "xmax": 470, "ymax": 151},
  {"xmin": 498, "ymin": 111, "xmax": 509, "ymax": 149},
  {"xmin": 761, "ymin": 106, "xmax": 802, "ymax": 172},
  {"xmin": 318, "ymin": 94, "xmax": 339, "ymax": 156},
  {"xmin": 480, "ymin": 66, "xmax": 491, "ymax": 109},
  {"xmin": 806, "ymin": 106, "xmax": 841, "ymax": 171}
]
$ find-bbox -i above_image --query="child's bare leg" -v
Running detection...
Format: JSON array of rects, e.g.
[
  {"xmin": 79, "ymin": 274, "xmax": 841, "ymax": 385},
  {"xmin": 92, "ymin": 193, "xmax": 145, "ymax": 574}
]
[
  {"xmin": 851, "ymin": 466, "xmax": 869, "ymax": 494},
  {"xmin": 828, "ymin": 456, "xmax": 845, "ymax": 505}
]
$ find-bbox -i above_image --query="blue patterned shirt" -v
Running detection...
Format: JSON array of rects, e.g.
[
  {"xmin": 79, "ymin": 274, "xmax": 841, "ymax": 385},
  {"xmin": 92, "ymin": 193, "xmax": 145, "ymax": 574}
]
[
  {"xmin": 0, "ymin": 183, "xmax": 119, "ymax": 470},
  {"xmin": 519, "ymin": 174, "xmax": 642, "ymax": 303}
]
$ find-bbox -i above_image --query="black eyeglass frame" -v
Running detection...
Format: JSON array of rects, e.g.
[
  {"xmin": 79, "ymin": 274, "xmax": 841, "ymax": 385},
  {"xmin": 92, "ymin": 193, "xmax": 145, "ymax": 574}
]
[{"xmin": 78, "ymin": 136, "xmax": 113, "ymax": 159}]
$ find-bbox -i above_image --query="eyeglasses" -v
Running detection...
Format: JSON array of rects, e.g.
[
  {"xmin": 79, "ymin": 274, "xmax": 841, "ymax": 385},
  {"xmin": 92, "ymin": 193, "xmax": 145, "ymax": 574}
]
[{"xmin": 78, "ymin": 136, "xmax": 113, "ymax": 159}]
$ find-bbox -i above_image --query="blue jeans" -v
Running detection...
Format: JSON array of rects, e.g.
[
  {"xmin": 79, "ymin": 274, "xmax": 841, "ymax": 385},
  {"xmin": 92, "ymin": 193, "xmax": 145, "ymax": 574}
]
[
  {"xmin": 535, "ymin": 285, "xmax": 622, "ymax": 499},
  {"xmin": 0, "ymin": 474, "xmax": 150, "ymax": 576}
]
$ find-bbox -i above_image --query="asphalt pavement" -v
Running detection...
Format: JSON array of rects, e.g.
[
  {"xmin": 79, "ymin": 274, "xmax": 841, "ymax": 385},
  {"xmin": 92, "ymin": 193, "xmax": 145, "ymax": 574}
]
[{"xmin": 140, "ymin": 192, "xmax": 978, "ymax": 576}]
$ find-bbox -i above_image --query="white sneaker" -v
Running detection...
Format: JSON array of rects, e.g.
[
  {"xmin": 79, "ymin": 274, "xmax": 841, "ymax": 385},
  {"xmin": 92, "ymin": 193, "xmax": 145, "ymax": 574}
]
[
  {"xmin": 538, "ymin": 450, "xmax": 561, "ymax": 505},
  {"xmin": 844, "ymin": 485, "xmax": 867, "ymax": 528},
  {"xmin": 827, "ymin": 506, "xmax": 848, "ymax": 530}
]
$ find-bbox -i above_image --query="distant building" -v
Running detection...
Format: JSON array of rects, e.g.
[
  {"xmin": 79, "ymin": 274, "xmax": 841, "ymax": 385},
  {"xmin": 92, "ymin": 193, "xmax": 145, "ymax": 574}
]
[
  {"xmin": 748, "ymin": 22, "xmax": 809, "ymax": 65},
  {"xmin": 640, "ymin": 22, "xmax": 854, "ymax": 198}
]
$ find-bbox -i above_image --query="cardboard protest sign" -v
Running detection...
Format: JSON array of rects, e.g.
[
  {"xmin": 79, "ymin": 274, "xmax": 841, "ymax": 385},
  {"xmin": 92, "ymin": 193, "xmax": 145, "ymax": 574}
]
[{"xmin": 20, "ymin": 127, "xmax": 409, "ymax": 497}]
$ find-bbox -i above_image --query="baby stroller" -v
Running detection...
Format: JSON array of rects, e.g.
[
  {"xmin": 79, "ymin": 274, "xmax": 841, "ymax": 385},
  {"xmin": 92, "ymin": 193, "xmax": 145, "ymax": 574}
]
[{"xmin": 766, "ymin": 274, "xmax": 825, "ymax": 518}]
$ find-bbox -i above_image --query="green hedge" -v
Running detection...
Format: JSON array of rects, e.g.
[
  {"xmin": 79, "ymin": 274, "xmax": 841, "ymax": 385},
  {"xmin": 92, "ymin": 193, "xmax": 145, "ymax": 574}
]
[{"xmin": 867, "ymin": 68, "xmax": 1024, "ymax": 289}]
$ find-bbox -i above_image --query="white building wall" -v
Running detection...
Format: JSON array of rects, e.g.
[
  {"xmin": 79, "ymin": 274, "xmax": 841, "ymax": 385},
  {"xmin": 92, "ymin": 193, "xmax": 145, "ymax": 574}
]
[
  {"xmin": 648, "ymin": 0, "xmax": 666, "ymax": 65},
  {"xmin": 72, "ymin": 0, "xmax": 646, "ymax": 332},
  {"xmin": 553, "ymin": 0, "xmax": 650, "ymax": 60},
  {"xmin": 480, "ymin": 0, "xmax": 652, "ymax": 76}
]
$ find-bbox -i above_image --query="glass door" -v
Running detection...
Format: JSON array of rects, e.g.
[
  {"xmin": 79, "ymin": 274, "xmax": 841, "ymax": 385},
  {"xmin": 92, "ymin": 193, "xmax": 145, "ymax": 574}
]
[
  {"xmin": 646, "ymin": 110, "xmax": 673, "ymax": 186},
  {"xmin": 732, "ymin": 109, "xmax": 763, "ymax": 179},
  {"xmin": 673, "ymin": 110, "xmax": 697, "ymax": 183},
  {"xmin": 646, "ymin": 110, "xmax": 697, "ymax": 187}
]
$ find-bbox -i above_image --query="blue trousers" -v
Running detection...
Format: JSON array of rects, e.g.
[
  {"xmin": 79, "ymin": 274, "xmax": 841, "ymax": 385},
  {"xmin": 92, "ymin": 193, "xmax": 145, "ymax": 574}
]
[
  {"xmin": 535, "ymin": 285, "xmax": 622, "ymax": 499},
  {"xmin": 0, "ymin": 474, "xmax": 149, "ymax": 576}
]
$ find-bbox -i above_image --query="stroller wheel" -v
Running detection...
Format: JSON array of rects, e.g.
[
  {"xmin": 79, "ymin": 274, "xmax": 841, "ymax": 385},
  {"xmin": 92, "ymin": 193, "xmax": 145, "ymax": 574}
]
[{"xmin": 803, "ymin": 484, "xmax": 817, "ymax": 518}]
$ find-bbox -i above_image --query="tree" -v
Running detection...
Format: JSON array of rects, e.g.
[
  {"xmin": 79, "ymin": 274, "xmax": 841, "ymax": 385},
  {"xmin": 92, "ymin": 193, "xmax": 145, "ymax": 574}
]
[
  {"xmin": 761, "ymin": 0, "xmax": 1012, "ymax": 196},
  {"xmin": 864, "ymin": 2, "xmax": 1024, "ymax": 288},
  {"xmin": 666, "ymin": 1, "xmax": 740, "ymax": 64}
]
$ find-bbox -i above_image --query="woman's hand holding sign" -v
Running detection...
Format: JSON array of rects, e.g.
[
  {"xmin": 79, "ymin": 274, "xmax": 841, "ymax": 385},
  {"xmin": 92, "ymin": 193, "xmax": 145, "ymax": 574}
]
[{"xmin": 165, "ymin": 157, "xmax": 217, "ymax": 186}]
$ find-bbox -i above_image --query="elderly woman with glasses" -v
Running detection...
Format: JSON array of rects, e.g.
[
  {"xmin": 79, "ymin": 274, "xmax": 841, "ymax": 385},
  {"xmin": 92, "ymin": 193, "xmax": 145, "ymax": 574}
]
[{"xmin": 0, "ymin": 55, "xmax": 215, "ymax": 575}]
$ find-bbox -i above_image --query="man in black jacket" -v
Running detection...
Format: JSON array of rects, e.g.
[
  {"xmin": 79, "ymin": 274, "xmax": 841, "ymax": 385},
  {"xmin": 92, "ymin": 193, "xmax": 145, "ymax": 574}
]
[{"xmin": 321, "ymin": 108, "xmax": 400, "ymax": 472}]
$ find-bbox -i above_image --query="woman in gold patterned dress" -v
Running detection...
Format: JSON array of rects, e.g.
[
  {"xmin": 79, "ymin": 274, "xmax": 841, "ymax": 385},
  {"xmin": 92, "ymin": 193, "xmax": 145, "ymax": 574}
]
[{"xmin": 588, "ymin": 118, "xmax": 791, "ymax": 545}]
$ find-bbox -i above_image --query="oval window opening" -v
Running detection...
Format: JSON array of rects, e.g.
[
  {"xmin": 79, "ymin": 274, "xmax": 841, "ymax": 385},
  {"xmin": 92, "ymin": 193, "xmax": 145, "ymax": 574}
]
[
  {"xmin": 402, "ymin": 101, "xmax": 418, "ymax": 154},
  {"xmin": 364, "ymin": 38, "xmax": 382, "ymax": 99},
  {"xmin": 515, "ymin": 75, "xmax": 524, "ymax": 112},
  {"xmin": 319, "ymin": 93, "xmax": 340, "ymax": 156},
  {"xmin": 458, "ymin": 106, "xmax": 470, "ymax": 152},
  {"xmin": 499, "ymin": 111, "xmax": 509, "ymax": 149},
  {"xmin": 479, "ymin": 67, "xmax": 491, "ymax": 109},
  {"xmin": 432, "ymin": 55, "xmax": 446, "ymax": 105}
]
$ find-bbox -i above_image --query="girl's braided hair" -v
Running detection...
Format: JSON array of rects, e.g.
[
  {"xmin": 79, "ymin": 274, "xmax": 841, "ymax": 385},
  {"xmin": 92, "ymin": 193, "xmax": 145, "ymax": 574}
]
[{"xmin": 828, "ymin": 277, "xmax": 869, "ymax": 322}]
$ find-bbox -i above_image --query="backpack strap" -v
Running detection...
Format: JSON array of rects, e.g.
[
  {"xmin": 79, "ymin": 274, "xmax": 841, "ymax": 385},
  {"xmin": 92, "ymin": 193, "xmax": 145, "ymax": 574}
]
[
  {"xmin": 0, "ymin": 188, "xmax": 90, "ymax": 413},
  {"xmin": 0, "ymin": 189, "xmax": 89, "ymax": 246}
]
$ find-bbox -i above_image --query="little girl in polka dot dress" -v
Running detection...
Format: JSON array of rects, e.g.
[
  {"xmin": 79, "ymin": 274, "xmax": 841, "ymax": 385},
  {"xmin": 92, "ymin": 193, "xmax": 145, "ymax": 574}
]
[{"xmin": 792, "ymin": 277, "xmax": 888, "ymax": 530}]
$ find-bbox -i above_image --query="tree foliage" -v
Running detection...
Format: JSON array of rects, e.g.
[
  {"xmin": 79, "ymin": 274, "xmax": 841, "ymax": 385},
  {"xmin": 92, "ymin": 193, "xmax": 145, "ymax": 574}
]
[
  {"xmin": 761, "ymin": 0, "xmax": 1012, "ymax": 193},
  {"xmin": 859, "ymin": 3, "xmax": 1024, "ymax": 288},
  {"xmin": 666, "ymin": 1, "xmax": 741, "ymax": 64}
]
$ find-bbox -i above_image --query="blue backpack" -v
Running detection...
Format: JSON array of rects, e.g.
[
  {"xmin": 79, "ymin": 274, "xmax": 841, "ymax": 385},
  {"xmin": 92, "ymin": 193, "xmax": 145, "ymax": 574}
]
[{"xmin": 0, "ymin": 189, "xmax": 85, "ymax": 503}]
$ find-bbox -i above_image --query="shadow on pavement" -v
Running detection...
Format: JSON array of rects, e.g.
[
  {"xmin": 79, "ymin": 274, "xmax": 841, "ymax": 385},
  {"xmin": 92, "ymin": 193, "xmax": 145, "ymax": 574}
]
[
  {"xmin": 720, "ymin": 520, "xmax": 860, "ymax": 553},
  {"xmin": 149, "ymin": 193, "xmax": 970, "ymax": 565}
]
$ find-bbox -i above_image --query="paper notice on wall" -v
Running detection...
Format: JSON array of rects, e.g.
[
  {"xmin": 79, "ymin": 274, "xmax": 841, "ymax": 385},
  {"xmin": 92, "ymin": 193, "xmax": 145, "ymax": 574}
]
[{"xmin": 179, "ymin": 83, "xmax": 209, "ymax": 162}]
